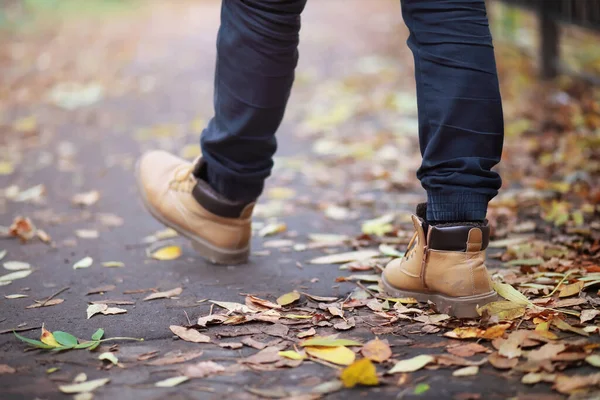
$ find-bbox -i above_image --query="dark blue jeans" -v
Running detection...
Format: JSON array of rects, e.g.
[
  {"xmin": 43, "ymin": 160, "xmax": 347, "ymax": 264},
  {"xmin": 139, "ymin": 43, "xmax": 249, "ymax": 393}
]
[{"xmin": 200, "ymin": 0, "xmax": 504, "ymax": 222}]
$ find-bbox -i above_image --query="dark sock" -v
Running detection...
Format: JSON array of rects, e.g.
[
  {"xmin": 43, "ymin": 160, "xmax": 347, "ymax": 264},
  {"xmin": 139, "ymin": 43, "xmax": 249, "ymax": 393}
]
[{"xmin": 415, "ymin": 202, "xmax": 486, "ymax": 227}]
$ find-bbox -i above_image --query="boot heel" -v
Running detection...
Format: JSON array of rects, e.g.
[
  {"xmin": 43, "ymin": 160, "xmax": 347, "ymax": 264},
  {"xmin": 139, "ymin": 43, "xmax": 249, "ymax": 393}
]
[{"xmin": 190, "ymin": 240, "xmax": 249, "ymax": 265}]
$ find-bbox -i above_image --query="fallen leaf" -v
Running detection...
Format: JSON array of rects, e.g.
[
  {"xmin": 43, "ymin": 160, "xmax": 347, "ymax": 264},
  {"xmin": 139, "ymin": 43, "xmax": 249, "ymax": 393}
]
[
  {"xmin": 488, "ymin": 352, "xmax": 519, "ymax": 369},
  {"xmin": 302, "ymin": 293, "xmax": 339, "ymax": 302},
  {"xmin": 3, "ymin": 261, "xmax": 31, "ymax": 271},
  {"xmin": 146, "ymin": 350, "xmax": 203, "ymax": 366},
  {"xmin": 154, "ymin": 376, "xmax": 189, "ymax": 388},
  {"xmin": 527, "ymin": 343, "xmax": 566, "ymax": 362},
  {"xmin": 334, "ymin": 317, "xmax": 356, "ymax": 331},
  {"xmin": 581, "ymin": 309, "xmax": 600, "ymax": 324},
  {"xmin": 26, "ymin": 298, "xmax": 64, "ymax": 309},
  {"xmin": 241, "ymin": 337, "xmax": 267, "ymax": 349},
  {"xmin": 521, "ymin": 372, "xmax": 556, "ymax": 385},
  {"xmin": 477, "ymin": 301, "xmax": 526, "ymax": 320},
  {"xmin": 498, "ymin": 331, "xmax": 528, "ymax": 359},
  {"xmin": 87, "ymin": 304, "xmax": 108, "ymax": 319},
  {"xmin": 74, "ymin": 373, "xmax": 87, "ymax": 383},
  {"xmin": 279, "ymin": 350, "xmax": 306, "ymax": 360},
  {"xmin": 328, "ymin": 306, "xmax": 345, "ymax": 319},
  {"xmin": 247, "ymin": 295, "xmax": 282, "ymax": 310},
  {"xmin": 446, "ymin": 343, "xmax": 489, "ymax": 358},
  {"xmin": 137, "ymin": 351, "xmax": 159, "ymax": 361},
  {"xmin": 298, "ymin": 328, "xmax": 316, "ymax": 339},
  {"xmin": 219, "ymin": 342, "xmax": 242, "ymax": 349},
  {"xmin": 96, "ymin": 213, "xmax": 124, "ymax": 227},
  {"xmin": 72, "ymin": 190, "xmax": 100, "ymax": 207},
  {"xmin": 144, "ymin": 287, "xmax": 183, "ymax": 301},
  {"xmin": 75, "ymin": 230, "xmax": 99, "ymax": 239},
  {"xmin": 388, "ymin": 355, "xmax": 434, "ymax": 373},
  {"xmin": 73, "ymin": 257, "xmax": 93, "ymax": 270},
  {"xmin": 435, "ymin": 354, "xmax": 487, "ymax": 367},
  {"xmin": 558, "ymin": 281, "xmax": 585, "ymax": 298},
  {"xmin": 586, "ymin": 355, "xmax": 600, "ymax": 367},
  {"xmin": 98, "ymin": 352, "xmax": 119, "ymax": 365},
  {"xmin": 361, "ymin": 338, "xmax": 392, "ymax": 363},
  {"xmin": 209, "ymin": 300, "xmax": 254, "ymax": 313},
  {"xmin": 243, "ymin": 346, "xmax": 282, "ymax": 364},
  {"xmin": 102, "ymin": 307, "xmax": 127, "ymax": 316},
  {"xmin": 301, "ymin": 337, "xmax": 362, "ymax": 347},
  {"xmin": 309, "ymin": 250, "xmax": 379, "ymax": 265},
  {"xmin": 452, "ymin": 366, "xmax": 479, "ymax": 377},
  {"xmin": 40, "ymin": 325, "xmax": 60, "ymax": 348},
  {"xmin": 86, "ymin": 285, "xmax": 116, "ymax": 295},
  {"xmin": 0, "ymin": 269, "xmax": 32, "ymax": 283},
  {"xmin": 5, "ymin": 294, "xmax": 28, "ymax": 299},
  {"xmin": 197, "ymin": 314, "xmax": 228, "ymax": 327},
  {"xmin": 311, "ymin": 380, "xmax": 344, "ymax": 395},
  {"xmin": 183, "ymin": 361, "xmax": 225, "ymax": 378},
  {"xmin": 170, "ymin": 325, "xmax": 210, "ymax": 343},
  {"xmin": 552, "ymin": 318, "xmax": 589, "ymax": 337},
  {"xmin": 9, "ymin": 216, "xmax": 36, "ymax": 242},
  {"xmin": 142, "ymin": 228, "xmax": 178, "ymax": 244},
  {"xmin": 554, "ymin": 373, "xmax": 600, "ymax": 394},
  {"xmin": 150, "ymin": 245, "xmax": 182, "ymax": 261},
  {"xmin": 0, "ymin": 364, "xmax": 16, "ymax": 374},
  {"xmin": 340, "ymin": 358, "xmax": 378, "ymax": 388},
  {"xmin": 413, "ymin": 383, "xmax": 430, "ymax": 395},
  {"xmin": 277, "ymin": 291, "xmax": 301, "ymax": 306},
  {"xmin": 493, "ymin": 281, "xmax": 532, "ymax": 306},
  {"xmin": 305, "ymin": 346, "xmax": 356, "ymax": 366},
  {"xmin": 59, "ymin": 378, "xmax": 109, "ymax": 394},
  {"xmin": 101, "ymin": 261, "xmax": 125, "ymax": 268},
  {"xmin": 258, "ymin": 222, "xmax": 287, "ymax": 237}
]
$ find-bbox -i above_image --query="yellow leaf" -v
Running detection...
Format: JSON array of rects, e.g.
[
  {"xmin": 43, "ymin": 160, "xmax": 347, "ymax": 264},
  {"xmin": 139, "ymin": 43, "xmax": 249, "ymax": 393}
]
[
  {"xmin": 0, "ymin": 161, "xmax": 14, "ymax": 176},
  {"xmin": 151, "ymin": 245, "xmax": 182, "ymax": 261},
  {"xmin": 40, "ymin": 325, "xmax": 61, "ymax": 348},
  {"xmin": 558, "ymin": 281, "xmax": 584, "ymax": 298},
  {"xmin": 477, "ymin": 301, "xmax": 526, "ymax": 320},
  {"xmin": 278, "ymin": 350, "xmax": 306, "ymax": 360},
  {"xmin": 340, "ymin": 358, "xmax": 379, "ymax": 388},
  {"xmin": 361, "ymin": 338, "xmax": 392, "ymax": 363},
  {"xmin": 180, "ymin": 144, "xmax": 202, "ymax": 159},
  {"xmin": 493, "ymin": 281, "xmax": 532, "ymax": 306},
  {"xmin": 305, "ymin": 346, "xmax": 356, "ymax": 366},
  {"xmin": 267, "ymin": 187, "xmax": 296, "ymax": 200},
  {"xmin": 386, "ymin": 297, "xmax": 418, "ymax": 304},
  {"xmin": 276, "ymin": 291, "xmax": 300, "ymax": 306},
  {"xmin": 388, "ymin": 355, "xmax": 434, "ymax": 374}
]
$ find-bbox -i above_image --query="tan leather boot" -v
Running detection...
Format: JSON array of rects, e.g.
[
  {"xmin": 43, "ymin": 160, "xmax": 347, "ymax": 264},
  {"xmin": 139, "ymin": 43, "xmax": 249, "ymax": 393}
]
[
  {"xmin": 136, "ymin": 150, "xmax": 254, "ymax": 265},
  {"xmin": 381, "ymin": 214, "xmax": 497, "ymax": 318}
]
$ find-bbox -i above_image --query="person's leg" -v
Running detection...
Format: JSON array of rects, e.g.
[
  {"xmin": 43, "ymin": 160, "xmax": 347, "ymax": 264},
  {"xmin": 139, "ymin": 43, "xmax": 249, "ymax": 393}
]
[
  {"xmin": 382, "ymin": 0, "xmax": 503, "ymax": 317},
  {"xmin": 401, "ymin": 0, "xmax": 504, "ymax": 222},
  {"xmin": 137, "ymin": 0, "xmax": 307, "ymax": 264},
  {"xmin": 200, "ymin": 0, "xmax": 308, "ymax": 204}
]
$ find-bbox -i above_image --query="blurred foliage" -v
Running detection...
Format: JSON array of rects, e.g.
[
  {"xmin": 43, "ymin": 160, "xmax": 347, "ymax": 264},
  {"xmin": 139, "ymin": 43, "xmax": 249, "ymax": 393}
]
[{"xmin": 0, "ymin": 0, "xmax": 139, "ymax": 31}]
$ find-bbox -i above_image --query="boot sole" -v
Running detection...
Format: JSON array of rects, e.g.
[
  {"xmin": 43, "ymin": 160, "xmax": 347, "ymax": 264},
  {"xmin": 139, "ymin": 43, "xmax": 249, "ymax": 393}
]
[
  {"xmin": 380, "ymin": 274, "xmax": 498, "ymax": 319},
  {"xmin": 135, "ymin": 161, "xmax": 250, "ymax": 265}
]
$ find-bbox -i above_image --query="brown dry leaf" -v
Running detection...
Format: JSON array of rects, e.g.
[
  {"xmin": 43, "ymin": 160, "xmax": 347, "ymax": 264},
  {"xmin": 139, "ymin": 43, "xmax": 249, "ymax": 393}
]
[
  {"xmin": 72, "ymin": 190, "xmax": 100, "ymax": 207},
  {"xmin": 146, "ymin": 350, "xmax": 203, "ymax": 366},
  {"xmin": 488, "ymin": 352, "xmax": 519, "ymax": 370},
  {"xmin": 242, "ymin": 346, "xmax": 282, "ymax": 364},
  {"xmin": 361, "ymin": 338, "xmax": 392, "ymax": 363},
  {"xmin": 297, "ymin": 328, "xmax": 316, "ymax": 339},
  {"xmin": 197, "ymin": 314, "xmax": 228, "ymax": 327},
  {"xmin": 0, "ymin": 364, "xmax": 16, "ymax": 374},
  {"xmin": 444, "ymin": 325, "xmax": 510, "ymax": 340},
  {"xmin": 241, "ymin": 337, "xmax": 267, "ymax": 350},
  {"xmin": 143, "ymin": 287, "xmax": 183, "ymax": 301},
  {"xmin": 498, "ymin": 331, "xmax": 528, "ymax": 359},
  {"xmin": 328, "ymin": 306, "xmax": 345, "ymax": 319},
  {"xmin": 26, "ymin": 298, "xmax": 64, "ymax": 309},
  {"xmin": 262, "ymin": 323, "xmax": 289, "ymax": 338},
  {"xmin": 219, "ymin": 342, "xmax": 243, "ymax": 349},
  {"xmin": 137, "ymin": 351, "xmax": 159, "ymax": 361},
  {"xmin": 183, "ymin": 361, "xmax": 225, "ymax": 378},
  {"xmin": 526, "ymin": 343, "xmax": 566, "ymax": 362},
  {"xmin": 446, "ymin": 343, "xmax": 489, "ymax": 358},
  {"xmin": 9, "ymin": 217, "xmax": 36, "ymax": 242},
  {"xmin": 581, "ymin": 309, "xmax": 600, "ymax": 324},
  {"xmin": 558, "ymin": 281, "xmax": 585, "ymax": 298},
  {"xmin": 554, "ymin": 373, "xmax": 600, "ymax": 394},
  {"xmin": 170, "ymin": 325, "xmax": 210, "ymax": 343},
  {"xmin": 277, "ymin": 291, "xmax": 301, "ymax": 306},
  {"xmin": 246, "ymin": 295, "xmax": 281, "ymax": 310},
  {"xmin": 435, "ymin": 354, "xmax": 488, "ymax": 367},
  {"xmin": 102, "ymin": 307, "xmax": 127, "ymax": 316},
  {"xmin": 86, "ymin": 285, "xmax": 116, "ymax": 295},
  {"xmin": 334, "ymin": 317, "xmax": 356, "ymax": 331},
  {"xmin": 302, "ymin": 293, "xmax": 339, "ymax": 302}
]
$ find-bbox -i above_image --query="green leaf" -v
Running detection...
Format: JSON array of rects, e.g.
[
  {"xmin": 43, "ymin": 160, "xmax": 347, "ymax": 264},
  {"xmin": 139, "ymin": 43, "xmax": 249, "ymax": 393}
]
[
  {"xmin": 88, "ymin": 341, "xmax": 101, "ymax": 351},
  {"xmin": 300, "ymin": 337, "xmax": 362, "ymax": 347},
  {"xmin": 50, "ymin": 346, "xmax": 74, "ymax": 352},
  {"xmin": 414, "ymin": 383, "xmax": 430, "ymax": 395},
  {"xmin": 91, "ymin": 328, "xmax": 104, "ymax": 341},
  {"xmin": 53, "ymin": 331, "xmax": 78, "ymax": 347},
  {"xmin": 14, "ymin": 331, "xmax": 54, "ymax": 349},
  {"xmin": 73, "ymin": 341, "xmax": 97, "ymax": 349}
]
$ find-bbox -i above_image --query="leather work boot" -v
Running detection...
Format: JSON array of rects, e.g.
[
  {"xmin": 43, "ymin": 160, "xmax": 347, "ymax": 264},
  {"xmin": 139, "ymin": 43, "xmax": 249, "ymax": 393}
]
[
  {"xmin": 136, "ymin": 150, "xmax": 254, "ymax": 265},
  {"xmin": 381, "ymin": 211, "xmax": 497, "ymax": 318}
]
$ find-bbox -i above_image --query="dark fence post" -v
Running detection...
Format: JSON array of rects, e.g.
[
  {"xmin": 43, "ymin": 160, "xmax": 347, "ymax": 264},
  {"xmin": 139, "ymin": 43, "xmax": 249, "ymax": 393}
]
[{"xmin": 539, "ymin": 1, "xmax": 560, "ymax": 79}]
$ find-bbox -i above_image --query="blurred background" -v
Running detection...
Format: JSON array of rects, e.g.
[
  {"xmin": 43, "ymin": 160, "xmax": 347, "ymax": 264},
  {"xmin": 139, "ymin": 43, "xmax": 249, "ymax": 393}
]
[{"xmin": 0, "ymin": 0, "xmax": 598, "ymax": 242}]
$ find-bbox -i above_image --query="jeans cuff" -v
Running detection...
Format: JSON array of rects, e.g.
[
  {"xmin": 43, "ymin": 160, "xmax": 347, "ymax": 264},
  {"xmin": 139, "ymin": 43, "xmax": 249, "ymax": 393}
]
[
  {"xmin": 206, "ymin": 165, "xmax": 264, "ymax": 204},
  {"xmin": 427, "ymin": 192, "xmax": 489, "ymax": 222}
]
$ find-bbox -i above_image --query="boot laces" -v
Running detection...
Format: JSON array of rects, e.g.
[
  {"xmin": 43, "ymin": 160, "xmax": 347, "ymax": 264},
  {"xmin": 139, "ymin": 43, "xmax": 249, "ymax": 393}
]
[
  {"xmin": 404, "ymin": 231, "xmax": 418, "ymax": 260},
  {"xmin": 169, "ymin": 164, "xmax": 196, "ymax": 192}
]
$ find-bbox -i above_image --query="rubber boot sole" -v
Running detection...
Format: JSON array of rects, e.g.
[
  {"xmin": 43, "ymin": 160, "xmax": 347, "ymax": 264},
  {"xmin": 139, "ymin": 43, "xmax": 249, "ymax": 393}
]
[
  {"xmin": 135, "ymin": 161, "xmax": 250, "ymax": 265},
  {"xmin": 381, "ymin": 274, "xmax": 498, "ymax": 319}
]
